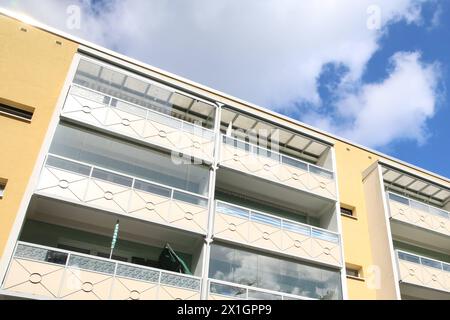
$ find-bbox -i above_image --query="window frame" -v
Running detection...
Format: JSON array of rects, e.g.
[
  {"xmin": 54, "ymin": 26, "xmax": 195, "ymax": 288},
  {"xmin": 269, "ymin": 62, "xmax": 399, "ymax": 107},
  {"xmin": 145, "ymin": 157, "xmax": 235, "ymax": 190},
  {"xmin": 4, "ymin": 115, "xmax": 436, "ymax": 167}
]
[
  {"xmin": 0, "ymin": 179, "xmax": 7, "ymax": 198},
  {"xmin": 0, "ymin": 102, "xmax": 34, "ymax": 122},
  {"xmin": 345, "ymin": 265, "xmax": 364, "ymax": 281},
  {"xmin": 340, "ymin": 206, "xmax": 356, "ymax": 219}
]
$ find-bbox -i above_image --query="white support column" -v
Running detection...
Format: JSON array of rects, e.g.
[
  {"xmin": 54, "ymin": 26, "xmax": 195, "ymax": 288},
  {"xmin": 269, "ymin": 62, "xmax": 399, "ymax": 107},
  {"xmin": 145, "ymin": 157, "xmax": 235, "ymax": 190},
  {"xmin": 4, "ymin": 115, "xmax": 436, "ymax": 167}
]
[
  {"xmin": 199, "ymin": 102, "xmax": 222, "ymax": 300},
  {"xmin": 330, "ymin": 146, "xmax": 349, "ymax": 300},
  {"xmin": 375, "ymin": 164, "xmax": 402, "ymax": 300}
]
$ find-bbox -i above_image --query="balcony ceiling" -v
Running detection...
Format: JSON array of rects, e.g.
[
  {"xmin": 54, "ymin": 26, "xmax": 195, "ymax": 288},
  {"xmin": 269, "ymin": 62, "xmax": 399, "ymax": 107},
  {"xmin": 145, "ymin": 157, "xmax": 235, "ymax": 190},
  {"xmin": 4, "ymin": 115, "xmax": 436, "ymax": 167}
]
[
  {"xmin": 382, "ymin": 165, "xmax": 450, "ymax": 207},
  {"xmin": 221, "ymin": 108, "xmax": 330, "ymax": 162},
  {"xmin": 391, "ymin": 222, "xmax": 450, "ymax": 254},
  {"xmin": 216, "ymin": 168, "xmax": 335, "ymax": 216},
  {"xmin": 26, "ymin": 195, "xmax": 203, "ymax": 254},
  {"xmin": 400, "ymin": 283, "xmax": 450, "ymax": 300}
]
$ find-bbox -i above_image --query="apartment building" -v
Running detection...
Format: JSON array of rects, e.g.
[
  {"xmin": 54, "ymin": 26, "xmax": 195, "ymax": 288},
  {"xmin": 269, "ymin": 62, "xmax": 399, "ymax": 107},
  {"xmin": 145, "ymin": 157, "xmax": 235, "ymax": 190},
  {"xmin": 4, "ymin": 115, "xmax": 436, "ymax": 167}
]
[{"xmin": 0, "ymin": 10, "xmax": 448, "ymax": 300}]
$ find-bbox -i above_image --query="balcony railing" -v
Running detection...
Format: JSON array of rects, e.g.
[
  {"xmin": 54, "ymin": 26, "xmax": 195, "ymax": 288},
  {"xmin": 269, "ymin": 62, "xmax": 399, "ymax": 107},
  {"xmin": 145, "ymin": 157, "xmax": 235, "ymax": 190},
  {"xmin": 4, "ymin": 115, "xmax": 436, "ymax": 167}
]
[
  {"xmin": 207, "ymin": 279, "xmax": 313, "ymax": 300},
  {"xmin": 61, "ymin": 85, "xmax": 215, "ymax": 162},
  {"xmin": 213, "ymin": 201, "xmax": 342, "ymax": 267},
  {"xmin": 2, "ymin": 242, "xmax": 202, "ymax": 300},
  {"xmin": 220, "ymin": 135, "xmax": 336, "ymax": 200},
  {"xmin": 35, "ymin": 154, "xmax": 209, "ymax": 235},
  {"xmin": 387, "ymin": 192, "xmax": 450, "ymax": 237},
  {"xmin": 396, "ymin": 250, "xmax": 450, "ymax": 293}
]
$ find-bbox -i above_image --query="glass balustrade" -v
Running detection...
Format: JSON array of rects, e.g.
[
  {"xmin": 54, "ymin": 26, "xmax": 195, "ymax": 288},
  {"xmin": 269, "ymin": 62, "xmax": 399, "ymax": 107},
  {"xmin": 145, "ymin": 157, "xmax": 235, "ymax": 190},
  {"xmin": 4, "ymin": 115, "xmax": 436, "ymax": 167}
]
[
  {"xmin": 396, "ymin": 250, "xmax": 450, "ymax": 293},
  {"xmin": 213, "ymin": 200, "xmax": 341, "ymax": 267},
  {"xmin": 222, "ymin": 135, "xmax": 334, "ymax": 179},
  {"xmin": 220, "ymin": 135, "xmax": 337, "ymax": 200},
  {"xmin": 388, "ymin": 192, "xmax": 450, "ymax": 236},
  {"xmin": 36, "ymin": 154, "xmax": 209, "ymax": 234}
]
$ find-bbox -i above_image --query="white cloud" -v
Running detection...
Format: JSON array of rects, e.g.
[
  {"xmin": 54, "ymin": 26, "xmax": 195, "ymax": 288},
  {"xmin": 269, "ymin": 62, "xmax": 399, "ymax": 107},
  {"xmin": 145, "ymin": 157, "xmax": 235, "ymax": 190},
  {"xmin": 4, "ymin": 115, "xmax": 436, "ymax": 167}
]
[
  {"xmin": 430, "ymin": 4, "xmax": 443, "ymax": 29},
  {"xmin": 305, "ymin": 52, "xmax": 441, "ymax": 148},
  {"xmin": 0, "ymin": 0, "xmax": 441, "ymax": 148}
]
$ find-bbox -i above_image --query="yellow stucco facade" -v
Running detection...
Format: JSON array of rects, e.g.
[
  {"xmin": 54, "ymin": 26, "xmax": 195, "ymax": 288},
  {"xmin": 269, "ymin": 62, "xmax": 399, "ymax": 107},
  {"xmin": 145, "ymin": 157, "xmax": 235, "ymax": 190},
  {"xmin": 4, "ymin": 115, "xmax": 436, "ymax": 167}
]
[
  {"xmin": 334, "ymin": 140, "xmax": 450, "ymax": 299},
  {"xmin": 334, "ymin": 142, "xmax": 380, "ymax": 299},
  {"xmin": 0, "ymin": 15, "xmax": 77, "ymax": 257}
]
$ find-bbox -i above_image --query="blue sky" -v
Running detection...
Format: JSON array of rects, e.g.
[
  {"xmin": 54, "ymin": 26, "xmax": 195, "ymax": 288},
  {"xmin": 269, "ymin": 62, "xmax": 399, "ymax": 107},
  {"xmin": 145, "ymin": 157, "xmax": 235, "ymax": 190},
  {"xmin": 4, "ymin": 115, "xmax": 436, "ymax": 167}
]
[
  {"xmin": 367, "ymin": 1, "xmax": 450, "ymax": 177},
  {"xmin": 1, "ymin": 0, "xmax": 449, "ymax": 177}
]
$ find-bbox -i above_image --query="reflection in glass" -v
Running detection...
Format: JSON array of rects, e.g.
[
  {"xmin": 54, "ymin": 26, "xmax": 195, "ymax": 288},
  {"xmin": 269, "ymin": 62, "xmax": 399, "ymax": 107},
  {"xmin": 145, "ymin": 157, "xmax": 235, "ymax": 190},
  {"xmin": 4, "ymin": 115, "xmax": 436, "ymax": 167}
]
[
  {"xmin": 388, "ymin": 193, "xmax": 410, "ymax": 205},
  {"xmin": 46, "ymin": 155, "xmax": 91, "ymax": 177},
  {"xmin": 91, "ymin": 168, "xmax": 133, "ymax": 187},
  {"xmin": 133, "ymin": 180, "xmax": 172, "ymax": 198},
  {"xmin": 210, "ymin": 282, "xmax": 246, "ymax": 299},
  {"xmin": 216, "ymin": 202, "xmax": 249, "ymax": 219},
  {"xmin": 398, "ymin": 251, "xmax": 421, "ymax": 264},
  {"xmin": 173, "ymin": 190, "xmax": 208, "ymax": 207},
  {"xmin": 410, "ymin": 200, "xmax": 429, "ymax": 213},
  {"xmin": 73, "ymin": 59, "xmax": 216, "ymax": 129},
  {"xmin": 420, "ymin": 257, "xmax": 442, "ymax": 270},
  {"xmin": 48, "ymin": 124, "xmax": 210, "ymax": 196},
  {"xmin": 209, "ymin": 244, "xmax": 342, "ymax": 300}
]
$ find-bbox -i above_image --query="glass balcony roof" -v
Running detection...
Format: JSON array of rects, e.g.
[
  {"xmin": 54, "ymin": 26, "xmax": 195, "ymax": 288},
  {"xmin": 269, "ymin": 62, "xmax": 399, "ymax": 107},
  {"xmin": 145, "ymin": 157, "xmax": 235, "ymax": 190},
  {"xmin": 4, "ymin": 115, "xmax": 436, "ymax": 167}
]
[
  {"xmin": 382, "ymin": 164, "xmax": 450, "ymax": 207},
  {"xmin": 220, "ymin": 107, "xmax": 331, "ymax": 164},
  {"xmin": 74, "ymin": 58, "xmax": 217, "ymax": 129}
]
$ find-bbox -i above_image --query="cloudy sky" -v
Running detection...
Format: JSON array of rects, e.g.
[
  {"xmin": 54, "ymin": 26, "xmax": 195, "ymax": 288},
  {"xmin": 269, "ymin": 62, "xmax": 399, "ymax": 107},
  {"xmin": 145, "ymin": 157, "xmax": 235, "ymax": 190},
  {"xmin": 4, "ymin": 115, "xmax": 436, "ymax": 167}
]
[{"xmin": 1, "ymin": 0, "xmax": 449, "ymax": 177}]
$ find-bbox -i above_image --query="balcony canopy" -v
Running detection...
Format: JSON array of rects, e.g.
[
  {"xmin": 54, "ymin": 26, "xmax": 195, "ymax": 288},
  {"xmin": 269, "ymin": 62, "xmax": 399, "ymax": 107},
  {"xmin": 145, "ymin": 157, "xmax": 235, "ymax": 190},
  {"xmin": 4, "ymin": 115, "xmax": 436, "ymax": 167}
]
[
  {"xmin": 382, "ymin": 164, "xmax": 450, "ymax": 208},
  {"xmin": 74, "ymin": 58, "xmax": 217, "ymax": 128},
  {"xmin": 220, "ymin": 107, "xmax": 332, "ymax": 166}
]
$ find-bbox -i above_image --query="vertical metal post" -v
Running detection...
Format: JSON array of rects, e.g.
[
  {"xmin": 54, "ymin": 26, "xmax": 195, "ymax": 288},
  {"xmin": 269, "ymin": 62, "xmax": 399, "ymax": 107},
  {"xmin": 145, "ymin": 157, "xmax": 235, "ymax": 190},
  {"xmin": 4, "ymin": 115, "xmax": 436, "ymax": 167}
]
[{"xmin": 200, "ymin": 102, "xmax": 222, "ymax": 300}]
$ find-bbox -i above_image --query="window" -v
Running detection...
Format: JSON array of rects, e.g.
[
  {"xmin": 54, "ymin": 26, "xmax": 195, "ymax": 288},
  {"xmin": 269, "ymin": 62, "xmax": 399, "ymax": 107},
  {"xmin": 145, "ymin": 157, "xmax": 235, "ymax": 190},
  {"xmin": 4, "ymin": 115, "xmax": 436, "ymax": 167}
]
[
  {"xmin": 209, "ymin": 243, "xmax": 342, "ymax": 300},
  {"xmin": 48, "ymin": 124, "xmax": 210, "ymax": 196},
  {"xmin": 0, "ymin": 179, "xmax": 7, "ymax": 198},
  {"xmin": 346, "ymin": 265, "xmax": 363, "ymax": 280},
  {"xmin": 57, "ymin": 244, "xmax": 91, "ymax": 255},
  {"xmin": 340, "ymin": 206, "xmax": 354, "ymax": 217},
  {"xmin": 0, "ymin": 102, "xmax": 34, "ymax": 121}
]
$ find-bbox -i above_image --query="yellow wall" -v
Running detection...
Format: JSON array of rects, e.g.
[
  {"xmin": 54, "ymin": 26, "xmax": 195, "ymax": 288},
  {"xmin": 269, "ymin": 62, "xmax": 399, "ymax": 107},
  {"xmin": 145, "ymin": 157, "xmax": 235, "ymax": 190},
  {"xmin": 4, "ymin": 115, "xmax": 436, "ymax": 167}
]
[
  {"xmin": 334, "ymin": 142, "xmax": 380, "ymax": 299},
  {"xmin": 0, "ymin": 15, "xmax": 77, "ymax": 257}
]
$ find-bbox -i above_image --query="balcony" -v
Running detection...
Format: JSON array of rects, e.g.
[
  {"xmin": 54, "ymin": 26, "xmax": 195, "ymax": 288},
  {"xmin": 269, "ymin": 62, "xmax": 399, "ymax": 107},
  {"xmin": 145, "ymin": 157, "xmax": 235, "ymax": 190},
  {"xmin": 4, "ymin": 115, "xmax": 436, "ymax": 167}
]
[
  {"xmin": 61, "ymin": 85, "xmax": 215, "ymax": 162},
  {"xmin": 387, "ymin": 192, "xmax": 450, "ymax": 237},
  {"xmin": 1, "ymin": 242, "xmax": 201, "ymax": 300},
  {"xmin": 396, "ymin": 250, "xmax": 450, "ymax": 298},
  {"xmin": 207, "ymin": 279, "xmax": 313, "ymax": 300},
  {"xmin": 219, "ymin": 135, "xmax": 336, "ymax": 201},
  {"xmin": 213, "ymin": 201, "xmax": 341, "ymax": 267},
  {"xmin": 387, "ymin": 192, "xmax": 450, "ymax": 253},
  {"xmin": 35, "ymin": 154, "xmax": 209, "ymax": 235}
]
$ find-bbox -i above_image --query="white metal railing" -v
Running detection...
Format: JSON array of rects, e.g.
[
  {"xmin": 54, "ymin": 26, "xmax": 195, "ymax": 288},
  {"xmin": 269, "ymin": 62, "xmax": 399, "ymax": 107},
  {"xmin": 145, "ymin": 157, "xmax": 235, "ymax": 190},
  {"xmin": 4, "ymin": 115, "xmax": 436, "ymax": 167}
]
[
  {"xmin": 208, "ymin": 279, "xmax": 315, "ymax": 300},
  {"xmin": 396, "ymin": 249, "xmax": 450, "ymax": 273},
  {"xmin": 388, "ymin": 192, "xmax": 450, "ymax": 220},
  {"xmin": 69, "ymin": 84, "xmax": 215, "ymax": 140},
  {"xmin": 6, "ymin": 242, "xmax": 202, "ymax": 296},
  {"xmin": 221, "ymin": 134, "xmax": 334, "ymax": 179},
  {"xmin": 43, "ymin": 153, "xmax": 209, "ymax": 207},
  {"xmin": 215, "ymin": 200, "xmax": 340, "ymax": 244}
]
